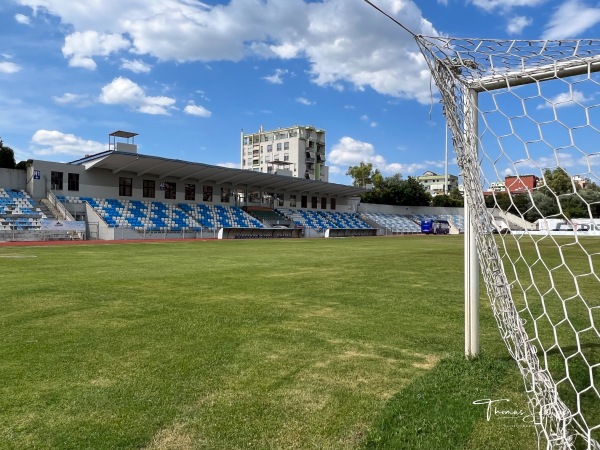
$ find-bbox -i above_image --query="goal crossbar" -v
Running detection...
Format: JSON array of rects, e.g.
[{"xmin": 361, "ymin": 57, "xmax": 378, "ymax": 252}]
[{"xmin": 469, "ymin": 57, "xmax": 600, "ymax": 92}]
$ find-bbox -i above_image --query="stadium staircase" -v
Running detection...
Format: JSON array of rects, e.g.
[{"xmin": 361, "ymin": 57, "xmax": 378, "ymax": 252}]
[{"xmin": 243, "ymin": 206, "xmax": 292, "ymax": 228}]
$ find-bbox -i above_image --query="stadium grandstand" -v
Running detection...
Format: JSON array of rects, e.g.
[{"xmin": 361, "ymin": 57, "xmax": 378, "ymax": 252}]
[{"xmin": 0, "ymin": 131, "xmax": 485, "ymax": 241}]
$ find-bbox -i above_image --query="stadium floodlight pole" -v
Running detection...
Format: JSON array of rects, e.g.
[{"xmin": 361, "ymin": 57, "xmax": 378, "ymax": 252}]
[{"xmin": 464, "ymin": 88, "xmax": 479, "ymax": 358}]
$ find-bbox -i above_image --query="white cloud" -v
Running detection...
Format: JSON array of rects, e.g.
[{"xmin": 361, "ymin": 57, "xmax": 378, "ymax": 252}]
[
  {"xmin": 30, "ymin": 130, "xmax": 105, "ymax": 156},
  {"xmin": 15, "ymin": 13, "xmax": 30, "ymax": 25},
  {"xmin": 0, "ymin": 61, "xmax": 21, "ymax": 74},
  {"xmin": 513, "ymin": 153, "xmax": 577, "ymax": 171},
  {"xmin": 52, "ymin": 92, "xmax": 91, "ymax": 106},
  {"xmin": 469, "ymin": 0, "xmax": 545, "ymax": 12},
  {"xmin": 98, "ymin": 77, "xmax": 176, "ymax": 115},
  {"xmin": 16, "ymin": 0, "xmax": 439, "ymax": 103},
  {"xmin": 301, "ymin": 0, "xmax": 437, "ymax": 103},
  {"xmin": 506, "ymin": 15, "xmax": 532, "ymax": 34},
  {"xmin": 543, "ymin": 0, "xmax": 600, "ymax": 39},
  {"xmin": 184, "ymin": 103, "xmax": 212, "ymax": 118},
  {"xmin": 585, "ymin": 154, "xmax": 600, "ymax": 167},
  {"xmin": 296, "ymin": 97, "xmax": 314, "ymax": 106},
  {"xmin": 263, "ymin": 68, "xmax": 288, "ymax": 84},
  {"xmin": 537, "ymin": 90, "xmax": 591, "ymax": 109},
  {"xmin": 120, "ymin": 58, "xmax": 152, "ymax": 73},
  {"xmin": 62, "ymin": 31, "xmax": 130, "ymax": 70},
  {"xmin": 268, "ymin": 42, "xmax": 301, "ymax": 59},
  {"xmin": 360, "ymin": 115, "xmax": 377, "ymax": 127},
  {"xmin": 217, "ymin": 162, "xmax": 239, "ymax": 169},
  {"xmin": 328, "ymin": 136, "xmax": 429, "ymax": 175}
]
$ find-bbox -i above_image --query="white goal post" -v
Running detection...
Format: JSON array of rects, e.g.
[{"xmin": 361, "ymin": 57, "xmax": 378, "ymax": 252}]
[{"xmin": 416, "ymin": 36, "xmax": 600, "ymax": 449}]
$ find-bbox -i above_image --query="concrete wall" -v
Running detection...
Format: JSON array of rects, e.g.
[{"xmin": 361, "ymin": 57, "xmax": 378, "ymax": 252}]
[
  {"xmin": 357, "ymin": 203, "xmax": 465, "ymax": 217},
  {"xmin": 0, "ymin": 168, "xmax": 26, "ymax": 190}
]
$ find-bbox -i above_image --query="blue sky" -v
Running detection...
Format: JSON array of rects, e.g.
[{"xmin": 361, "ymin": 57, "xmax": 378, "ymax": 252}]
[{"xmin": 2, "ymin": 0, "xmax": 600, "ymax": 186}]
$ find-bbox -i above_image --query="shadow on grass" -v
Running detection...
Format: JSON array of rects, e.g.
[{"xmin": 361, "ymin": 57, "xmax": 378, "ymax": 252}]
[{"xmin": 362, "ymin": 353, "xmax": 537, "ymax": 450}]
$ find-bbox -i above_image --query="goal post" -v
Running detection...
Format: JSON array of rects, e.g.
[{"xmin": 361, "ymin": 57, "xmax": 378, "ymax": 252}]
[
  {"xmin": 464, "ymin": 88, "xmax": 480, "ymax": 359},
  {"xmin": 416, "ymin": 36, "xmax": 600, "ymax": 449}
]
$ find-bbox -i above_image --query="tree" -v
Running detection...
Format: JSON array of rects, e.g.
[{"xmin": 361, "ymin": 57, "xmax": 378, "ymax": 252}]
[
  {"xmin": 346, "ymin": 162, "xmax": 381, "ymax": 188},
  {"xmin": 401, "ymin": 176, "xmax": 432, "ymax": 206},
  {"xmin": 432, "ymin": 194, "xmax": 454, "ymax": 207},
  {"xmin": 432, "ymin": 186, "xmax": 464, "ymax": 207},
  {"xmin": 15, "ymin": 160, "xmax": 29, "ymax": 171},
  {"xmin": 360, "ymin": 173, "xmax": 431, "ymax": 206},
  {"xmin": 485, "ymin": 191, "xmax": 512, "ymax": 211},
  {"xmin": 0, "ymin": 139, "xmax": 16, "ymax": 169},
  {"xmin": 448, "ymin": 186, "xmax": 464, "ymax": 207},
  {"xmin": 543, "ymin": 167, "xmax": 573, "ymax": 195},
  {"xmin": 527, "ymin": 190, "xmax": 558, "ymax": 221}
]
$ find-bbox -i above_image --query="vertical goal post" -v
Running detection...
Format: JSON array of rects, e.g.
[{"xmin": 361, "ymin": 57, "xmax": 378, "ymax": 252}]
[{"xmin": 416, "ymin": 36, "xmax": 600, "ymax": 449}]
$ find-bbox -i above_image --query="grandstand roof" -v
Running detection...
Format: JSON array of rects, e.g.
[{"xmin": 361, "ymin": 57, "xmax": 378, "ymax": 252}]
[{"xmin": 69, "ymin": 151, "xmax": 367, "ymax": 197}]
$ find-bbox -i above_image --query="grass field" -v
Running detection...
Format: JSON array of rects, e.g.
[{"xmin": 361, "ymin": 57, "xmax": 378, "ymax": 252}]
[{"xmin": 0, "ymin": 236, "xmax": 544, "ymax": 449}]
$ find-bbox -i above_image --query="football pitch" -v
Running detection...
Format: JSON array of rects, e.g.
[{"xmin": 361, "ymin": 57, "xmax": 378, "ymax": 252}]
[{"xmin": 0, "ymin": 236, "xmax": 539, "ymax": 449}]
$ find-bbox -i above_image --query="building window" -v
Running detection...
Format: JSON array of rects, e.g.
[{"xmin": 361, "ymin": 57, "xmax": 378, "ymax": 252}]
[
  {"xmin": 284, "ymin": 154, "xmax": 289, "ymax": 162},
  {"xmin": 331, "ymin": 198, "xmax": 336, "ymax": 210},
  {"xmin": 51, "ymin": 171, "xmax": 63, "ymax": 190},
  {"xmin": 164, "ymin": 182, "xmax": 176, "ymax": 200},
  {"xmin": 143, "ymin": 180, "xmax": 155, "ymax": 198},
  {"xmin": 221, "ymin": 187, "xmax": 231, "ymax": 203},
  {"xmin": 277, "ymin": 143, "xmax": 282, "ymax": 151},
  {"xmin": 185, "ymin": 184, "xmax": 195, "ymax": 201},
  {"xmin": 119, "ymin": 177, "xmax": 132, "ymax": 197},
  {"xmin": 267, "ymin": 166, "xmax": 273, "ymax": 173},
  {"xmin": 284, "ymin": 142, "xmax": 289, "ymax": 150},
  {"xmin": 321, "ymin": 197, "xmax": 327, "ymax": 209},
  {"xmin": 311, "ymin": 196, "xmax": 318, "ymax": 209},
  {"xmin": 67, "ymin": 173, "xmax": 79, "ymax": 191},
  {"xmin": 289, "ymin": 194, "xmax": 296, "ymax": 208},
  {"xmin": 203, "ymin": 185, "xmax": 213, "ymax": 202},
  {"xmin": 267, "ymin": 144, "xmax": 272, "ymax": 152},
  {"xmin": 301, "ymin": 195, "xmax": 307, "ymax": 208}
]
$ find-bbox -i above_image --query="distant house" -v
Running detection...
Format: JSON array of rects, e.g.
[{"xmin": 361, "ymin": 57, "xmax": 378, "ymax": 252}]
[
  {"xmin": 489, "ymin": 181, "xmax": 506, "ymax": 192},
  {"xmin": 504, "ymin": 175, "xmax": 538, "ymax": 193},
  {"xmin": 416, "ymin": 171, "xmax": 459, "ymax": 196}
]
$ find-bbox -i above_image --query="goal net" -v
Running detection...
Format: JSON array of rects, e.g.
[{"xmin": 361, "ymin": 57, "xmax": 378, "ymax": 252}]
[{"xmin": 415, "ymin": 36, "xmax": 600, "ymax": 449}]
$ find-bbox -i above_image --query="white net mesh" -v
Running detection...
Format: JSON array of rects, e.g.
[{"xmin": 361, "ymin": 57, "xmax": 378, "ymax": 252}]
[{"xmin": 415, "ymin": 36, "xmax": 600, "ymax": 449}]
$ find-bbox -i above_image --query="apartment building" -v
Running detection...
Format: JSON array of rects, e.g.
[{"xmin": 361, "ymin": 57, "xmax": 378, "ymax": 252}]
[
  {"xmin": 417, "ymin": 171, "xmax": 459, "ymax": 196},
  {"xmin": 240, "ymin": 125, "xmax": 328, "ymax": 182}
]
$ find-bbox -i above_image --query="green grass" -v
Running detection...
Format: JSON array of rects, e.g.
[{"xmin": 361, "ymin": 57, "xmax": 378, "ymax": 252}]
[
  {"xmin": 0, "ymin": 236, "xmax": 551, "ymax": 449},
  {"xmin": 499, "ymin": 235, "xmax": 600, "ymax": 448}
]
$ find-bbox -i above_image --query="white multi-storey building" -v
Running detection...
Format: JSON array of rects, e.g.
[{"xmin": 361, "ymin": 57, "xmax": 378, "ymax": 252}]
[{"xmin": 240, "ymin": 125, "xmax": 328, "ymax": 182}]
